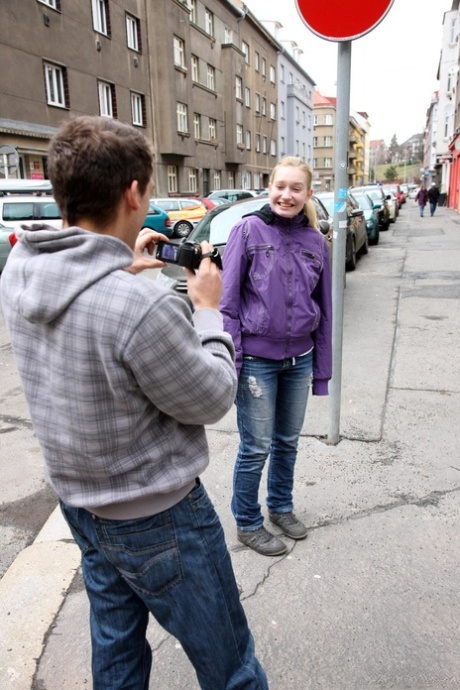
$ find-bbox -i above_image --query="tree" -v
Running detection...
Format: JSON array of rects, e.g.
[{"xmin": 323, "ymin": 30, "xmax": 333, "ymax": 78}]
[
  {"xmin": 389, "ymin": 134, "xmax": 400, "ymax": 163},
  {"xmin": 384, "ymin": 166, "xmax": 398, "ymax": 182}
]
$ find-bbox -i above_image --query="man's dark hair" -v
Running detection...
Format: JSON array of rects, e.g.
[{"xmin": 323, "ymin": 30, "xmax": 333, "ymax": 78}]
[{"xmin": 48, "ymin": 116, "xmax": 154, "ymax": 227}]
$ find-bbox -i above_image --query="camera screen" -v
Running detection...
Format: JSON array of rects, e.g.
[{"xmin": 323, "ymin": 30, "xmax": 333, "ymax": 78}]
[{"xmin": 157, "ymin": 242, "xmax": 179, "ymax": 263}]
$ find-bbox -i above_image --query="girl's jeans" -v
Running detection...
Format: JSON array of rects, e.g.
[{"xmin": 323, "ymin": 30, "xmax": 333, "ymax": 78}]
[
  {"xmin": 61, "ymin": 481, "xmax": 268, "ymax": 690},
  {"xmin": 232, "ymin": 352, "xmax": 313, "ymax": 531}
]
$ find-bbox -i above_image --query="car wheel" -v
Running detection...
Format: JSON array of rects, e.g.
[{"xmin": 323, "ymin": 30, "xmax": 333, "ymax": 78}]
[
  {"xmin": 369, "ymin": 226, "xmax": 380, "ymax": 246},
  {"xmin": 174, "ymin": 220, "xmax": 193, "ymax": 238},
  {"xmin": 381, "ymin": 217, "xmax": 390, "ymax": 231},
  {"xmin": 346, "ymin": 237, "xmax": 357, "ymax": 272}
]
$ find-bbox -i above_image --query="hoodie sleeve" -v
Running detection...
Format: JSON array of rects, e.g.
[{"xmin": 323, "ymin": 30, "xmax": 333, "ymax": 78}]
[
  {"xmin": 311, "ymin": 238, "xmax": 333, "ymax": 395},
  {"xmin": 219, "ymin": 220, "xmax": 249, "ymax": 376}
]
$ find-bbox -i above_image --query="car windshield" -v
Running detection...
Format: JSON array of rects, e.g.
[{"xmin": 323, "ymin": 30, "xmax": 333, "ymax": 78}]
[
  {"xmin": 360, "ymin": 188, "xmax": 382, "ymax": 203},
  {"xmin": 188, "ymin": 199, "xmax": 268, "ymax": 245},
  {"xmin": 351, "ymin": 193, "xmax": 372, "ymax": 211},
  {"xmin": 316, "ymin": 193, "xmax": 334, "ymax": 217}
]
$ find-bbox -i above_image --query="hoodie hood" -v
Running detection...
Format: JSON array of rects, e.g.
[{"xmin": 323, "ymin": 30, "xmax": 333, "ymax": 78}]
[{"xmin": 2, "ymin": 224, "xmax": 133, "ymax": 324}]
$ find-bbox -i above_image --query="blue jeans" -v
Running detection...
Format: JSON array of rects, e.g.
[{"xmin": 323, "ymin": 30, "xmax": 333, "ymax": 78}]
[
  {"xmin": 60, "ymin": 482, "xmax": 268, "ymax": 690},
  {"xmin": 232, "ymin": 352, "xmax": 313, "ymax": 531}
]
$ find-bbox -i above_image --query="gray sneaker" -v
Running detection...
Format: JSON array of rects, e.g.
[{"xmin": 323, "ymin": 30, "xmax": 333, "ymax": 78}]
[
  {"xmin": 237, "ymin": 526, "xmax": 287, "ymax": 556},
  {"xmin": 269, "ymin": 512, "xmax": 308, "ymax": 540}
]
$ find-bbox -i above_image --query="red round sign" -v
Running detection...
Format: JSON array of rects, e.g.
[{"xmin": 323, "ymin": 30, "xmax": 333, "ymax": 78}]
[{"xmin": 295, "ymin": 0, "xmax": 395, "ymax": 42}]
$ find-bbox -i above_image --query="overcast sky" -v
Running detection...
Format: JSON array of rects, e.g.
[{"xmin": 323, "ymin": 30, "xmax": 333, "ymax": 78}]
[{"xmin": 244, "ymin": 0, "xmax": 448, "ymax": 145}]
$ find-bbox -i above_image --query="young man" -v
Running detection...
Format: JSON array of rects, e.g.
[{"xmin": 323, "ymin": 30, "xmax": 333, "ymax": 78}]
[{"xmin": 1, "ymin": 116, "xmax": 268, "ymax": 690}]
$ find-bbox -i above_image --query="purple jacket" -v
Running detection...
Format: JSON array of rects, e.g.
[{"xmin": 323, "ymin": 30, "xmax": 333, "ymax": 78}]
[{"xmin": 220, "ymin": 205, "xmax": 332, "ymax": 395}]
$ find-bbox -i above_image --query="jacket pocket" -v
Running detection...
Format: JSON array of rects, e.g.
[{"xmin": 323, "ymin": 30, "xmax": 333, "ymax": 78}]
[
  {"xmin": 301, "ymin": 248, "xmax": 322, "ymax": 291},
  {"xmin": 247, "ymin": 244, "xmax": 275, "ymax": 281}
]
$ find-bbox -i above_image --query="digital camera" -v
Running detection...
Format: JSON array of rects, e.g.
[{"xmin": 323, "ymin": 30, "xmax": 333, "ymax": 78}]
[{"xmin": 156, "ymin": 241, "xmax": 222, "ymax": 270}]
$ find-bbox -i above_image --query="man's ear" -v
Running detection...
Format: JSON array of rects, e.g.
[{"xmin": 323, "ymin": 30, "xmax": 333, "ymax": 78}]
[{"xmin": 125, "ymin": 181, "xmax": 140, "ymax": 211}]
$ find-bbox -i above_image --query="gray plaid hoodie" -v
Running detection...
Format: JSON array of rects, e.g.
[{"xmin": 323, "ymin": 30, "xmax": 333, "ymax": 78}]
[{"xmin": 1, "ymin": 225, "xmax": 237, "ymax": 516}]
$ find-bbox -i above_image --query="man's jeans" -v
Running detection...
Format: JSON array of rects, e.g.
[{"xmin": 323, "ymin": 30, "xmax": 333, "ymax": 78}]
[
  {"xmin": 61, "ymin": 482, "xmax": 268, "ymax": 690},
  {"xmin": 232, "ymin": 352, "xmax": 313, "ymax": 531}
]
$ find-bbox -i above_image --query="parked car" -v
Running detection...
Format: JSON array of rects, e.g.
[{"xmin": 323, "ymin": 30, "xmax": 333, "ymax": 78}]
[
  {"xmin": 0, "ymin": 222, "xmax": 16, "ymax": 273},
  {"xmin": 205, "ymin": 189, "xmax": 256, "ymax": 202},
  {"xmin": 0, "ymin": 195, "xmax": 62, "ymax": 231},
  {"xmin": 151, "ymin": 198, "xmax": 207, "ymax": 238},
  {"xmin": 348, "ymin": 191, "xmax": 380, "ymax": 245},
  {"xmin": 141, "ymin": 200, "xmax": 173, "ymax": 237},
  {"xmin": 316, "ymin": 191, "xmax": 368, "ymax": 271},
  {"xmin": 350, "ymin": 185, "xmax": 391, "ymax": 230},
  {"xmin": 385, "ymin": 192, "xmax": 399, "ymax": 223},
  {"xmin": 156, "ymin": 196, "xmax": 331, "ymax": 301},
  {"xmin": 382, "ymin": 183, "xmax": 405, "ymax": 207}
]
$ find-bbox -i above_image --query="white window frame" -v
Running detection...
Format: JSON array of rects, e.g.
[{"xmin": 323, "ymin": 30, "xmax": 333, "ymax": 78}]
[
  {"xmin": 255, "ymin": 134, "xmax": 261, "ymax": 152},
  {"xmin": 324, "ymin": 157, "xmax": 332, "ymax": 168},
  {"xmin": 255, "ymin": 93, "xmax": 260, "ymax": 113},
  {"xmin": 191, "ymin": 55, "xmax": 199, "ymax": 82},
  {"xmin": 242, "ymin": 41, "xmax": 249, "ymax": 64},
  {"xmin": 224, "ymin": 28, "xmax": 233, "ymax": 43},
  {"xmin": 189, "ymin": 168, "xmax": 198, "ymax": 193},
  {"xmin": 213, "ymin": 171, "xmax": 221, "ymax": 190},
  {"xmin": 131, "ymin": 92, "xmax": 144, "ymax": 126},
  {"xmin": 193, "ymin": 113, "xmax": 201, "ymax": 139},
  {"xmin": 263, "ymin": 136, "xmax": 268, "ymax": 154},
  {"xmin": 205, "ymin": 9, "xmax": 214, "ymax": 36},
  {"xmin": 206, "ymin": 64, "xmax": 215, "ymax": 90},
  {"xmin": 174, "ymin": 36, "xmax": 185, "ymax": 68},
  {"xmin": 126, "ymin": 14, "xmax": 139, "ymax": 51},
  {"xmin": 245, "ymin": 130, "xmax": 251, "ymax": 150},
  {"xmin": 92, "ymin": 0, "xmax": 108, "ymax": 35},
  {"xmin": 209, "ymin": 118, "xmax": 216, "ymax": 140},
  {"xmin": 44, "ymin": 62, "xmax": 66, "ymax": 108},
  {"xmin": 261, "ymin": 58, "xmax": 266, "ymax": 78},
  {"xmin": 245, "ymin": 87, "xmax": 251, "ymax": 108},
  {"xmin": 325, "ymin": 114, "xmax": 333, "ymax": 125},
  {"xmin": 262, "ymin": 98, "xmax": 266, "ymax": 116},
  {"xmin": 228, "ymin": 171, "xmax": 234, "ymax": 188},
  {"xmin": 38, "ymin": 0, "xmax": 58, "ymax": 8},
  {"xmin": 255, "ymin": 51, "xmax": 260, "ymax": 72},
  {"xmin": 324, "ymin": 136, "xmax": 332, "ymax": 146},
  {"xmin": 98, "ymin": 80, "xmax": 114, "ymax": 117},
  {"xmin": 270, "ymin": 103, "xmax": 276, "ymax": 120},
  {"xmin": 236, "ymin": 124, "xmax": 244, "ymax": 145},
  {"xmin": 176, "ymin": 102, "xmax": 188, "ymax": 133},
  {"xmin": 270, "ymin": 65, "xmax": 276, "ymax": 83},
  {"xmin": 168, "ymin": 165, "xmax": 178, "ymax": 193},
  {"xmin": 235, "ymin": 76, "xmax": 243, "ymax": 100},
  {"xmin": 189, "ymin": 0, "xmax": 197, "ymax": 23},
  {"xmin": 270, "ymin": 139, "xmax": 277, "ymax": 156}
]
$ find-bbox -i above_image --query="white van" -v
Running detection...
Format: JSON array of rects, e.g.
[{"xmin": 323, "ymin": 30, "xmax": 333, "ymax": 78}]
[{"xmin": 0, "ymin": 195, "xmax": 62, "ymax": 230}]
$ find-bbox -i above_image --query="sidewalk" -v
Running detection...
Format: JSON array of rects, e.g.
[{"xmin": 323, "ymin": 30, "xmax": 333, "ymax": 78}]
[{"xmin": 1, "ymin": 202, "xmax": 460, "ymax": 689}]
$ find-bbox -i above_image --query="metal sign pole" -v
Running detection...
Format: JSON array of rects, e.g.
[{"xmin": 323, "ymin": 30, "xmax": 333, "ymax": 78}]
[{"xmin": 327, "ymin": 40, "xmax": 352, "ymax": 444}]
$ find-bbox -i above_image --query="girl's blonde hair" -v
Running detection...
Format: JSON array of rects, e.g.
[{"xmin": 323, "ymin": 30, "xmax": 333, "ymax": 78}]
[{"xmin": 269, "ymin": 156, "xmax": 318, "ymax": 229}]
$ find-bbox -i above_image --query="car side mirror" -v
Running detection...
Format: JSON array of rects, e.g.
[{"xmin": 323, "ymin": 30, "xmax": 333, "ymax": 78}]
[{"xmin": 318, "ymin": 219, "xmax": 330, "ymax": 235}]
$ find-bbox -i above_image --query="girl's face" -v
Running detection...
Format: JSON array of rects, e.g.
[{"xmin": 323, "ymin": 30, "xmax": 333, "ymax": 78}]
[{"xmin": 269, "ymin": 165, "xmax": 312, "ymax": 219}]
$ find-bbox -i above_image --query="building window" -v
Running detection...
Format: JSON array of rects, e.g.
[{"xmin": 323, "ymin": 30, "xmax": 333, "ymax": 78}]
[
  {"xmin": 126, "ymin": 14, "xmax": 140, "ymax": 51},
  {"xmin": 92, "ymin": 0, "xmax": 110, "ymax": 36},
  {"xmin": 271, "ymin": 139, "xmax": 277, "ymax": 156},
  {"xmin": 224, "ymin": 28, "xmax": 233, "ymax": 43},
  {"xmin": 246, "ymin": 130, "xmax": 251, "ymax": 150},
  {"xmin": 270, "ymin": 103, "xmax": 276, "ymax": 120},
  {"xmin": 261, "ymin": 58, "xmax": 266, "ymax": 78},
  {"xmin": 242, "ymin": 170, "xmax": 251, "ymax": 189},
  {"xmin": 236, "ymin": 124, "xmax": 244, "ymax": 145},
  {"xmin": 168, "ymin": 165, "xmax": 178, "ymax": 193},
  {"xmin": 270, "ymin": 65, "xmax": 276, "ymax": 83},
  {"xmin": 209, "ymin": 118, "xmax": 216, "ymax": 140},
  {"xmin": 174, "ymin": 36, "xmax": 185, "ymax": 68},
  {"xmin": 191, "ymin": 55, "xmax": 199, "ymax": 82},
  {"xmin": 280, "ymin": 136, "xmax": 285, "ymax": 156},
  {"xmin": 313, "ymin": 115, "xmax": 318, "ymax": 125},
  {"xmin": 176, "ymin": 102, "xmax": 188, "ymax": 133},
  {"xmin": 280, "ymin": 64, "xmax": 285, "ymax": 82},
  {"xmin": 38, "ymin": 0, "xmax": 60, "ymax": 9},
  {"xmin": 262, "ymin": 98, "xmax": 266, "ymax": 116},
  {"xmin": 242, "ymin": 41, "xmax": 249, "ymax": 64},
  {"xmin": 98, "ymin": 80, "xmax": 115, "ymax": 118},
  {"xmin": 255, "ymin": 51, "xmax": 260, "ymax": 72},
  {"xmin": 193, "ymin": 113, "xmax": 201, "ymax": 139},
  {"xmin": 313, "ymin": 158, "xmax": 318, "ymax": 168},
  {"xmin": 313, "ymin": 136, "xmax": 318, "ymax": 146},
  {"xmin": 255, "ymin": 93, "xmax": 260, "ymax": 113},
  {"xmin": 324, "ymin": 136, "xmax": 332, "ymax": 146},
  {"xmin": 325, "ymin": 114, "xmax": 333, "ymax": 125},
  {"xmin": 213, "ymin": 171, "xmax": 221, "ymax": 190},
  {"xmin": 131, "ymin": 92, "xmax": 145, "ymax": 126},
  {"xmin": 189, "ymin": 0, "xmax": 197, "ymax": 23},
  {"xmin": 189, "ymin": 168, "xmax": 198, "ymax": 192},
  {"xmin": 296, "ymin": 139, "xmax": 299, "ymax": 156},
  {"xmin": 235, "ymin": 76, "xmax": 243, "ymax": 100},
  {"xmin": 205, "ymin": 9, "xmax": 214, "ymax": 36},
  {"xmin": 207, "ymin": 64, "xmax": 215, "ymax": 90},
  {"xmin": 245, "ymin": 87, "xmax": 251, "ymax": 108},
  {"xmin": 324, "ymin": 157, "xmax": 332, "ymax": 168},
  {"xmin": 255, "ymin": 134, "xmax": 261, "ymax": 152},
  {"xmin": 263, "ymin": 136, "xmax": 268, "ymax": 154},
  {"xmin": 44, "ymin": 62, "xmax": 68, "ymax": 108},
  {"xmin": 254, "ymin": 173, "xmax": 261, "ymax": 189},
  {"xmin": 280, "ymin": 100, "xmax": 285, "ymax": 119}
]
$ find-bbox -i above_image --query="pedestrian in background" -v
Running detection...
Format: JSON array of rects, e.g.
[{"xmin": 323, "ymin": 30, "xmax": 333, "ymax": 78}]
[
  {"xmin": 415, "ymin": 186, "xmax": 429, "ymax": 217},
  {"xmin": 220, "ymin": 156, "xmax": 332, "ymax": 557},
  {"xmin": 1, "ymin": 116, "xmax": 268, "ymax": 690},
  {"xmin": 428, "ymin": 182, "xmax": 440, "ymax": 216}
]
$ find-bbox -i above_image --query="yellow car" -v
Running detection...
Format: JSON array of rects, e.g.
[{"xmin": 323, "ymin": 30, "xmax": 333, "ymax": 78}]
[{"xmin": 151, "ymin": 198, "xmax": 207, "ymax": 238}]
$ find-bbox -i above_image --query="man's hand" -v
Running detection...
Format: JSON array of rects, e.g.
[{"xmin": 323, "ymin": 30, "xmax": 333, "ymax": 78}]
[
  {"xmin": 126, "ymin": 229, "xmax": 170, "ymax": 274},
  {"xmin": 186, "ymin": 241, "xmax": 222, "ymax": 310}
]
